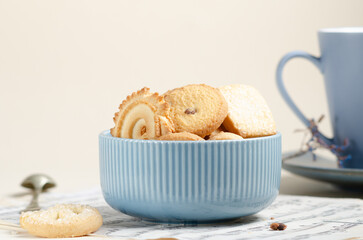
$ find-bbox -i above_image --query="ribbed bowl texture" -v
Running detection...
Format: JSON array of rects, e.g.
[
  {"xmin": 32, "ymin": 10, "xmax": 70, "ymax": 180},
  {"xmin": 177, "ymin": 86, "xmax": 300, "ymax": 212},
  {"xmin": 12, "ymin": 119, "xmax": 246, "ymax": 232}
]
[{"xmin": 99, "ymin": 130, "xmax": 281, "ymax": 223}]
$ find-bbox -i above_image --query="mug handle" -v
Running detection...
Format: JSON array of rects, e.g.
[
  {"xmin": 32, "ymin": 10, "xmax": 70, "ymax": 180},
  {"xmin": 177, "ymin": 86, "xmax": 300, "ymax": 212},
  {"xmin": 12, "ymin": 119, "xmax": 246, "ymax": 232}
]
[{"xmin": 276, "ymin": 50, "xmax": 334, "ymax": 146}]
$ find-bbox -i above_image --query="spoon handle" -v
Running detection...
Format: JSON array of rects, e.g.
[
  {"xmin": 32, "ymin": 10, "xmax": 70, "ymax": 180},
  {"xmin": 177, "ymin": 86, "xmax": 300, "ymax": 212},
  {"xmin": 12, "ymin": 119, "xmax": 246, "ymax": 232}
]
[{"xmin": 23, "ymin": 189, "xmax": 41, "ymax": 212}]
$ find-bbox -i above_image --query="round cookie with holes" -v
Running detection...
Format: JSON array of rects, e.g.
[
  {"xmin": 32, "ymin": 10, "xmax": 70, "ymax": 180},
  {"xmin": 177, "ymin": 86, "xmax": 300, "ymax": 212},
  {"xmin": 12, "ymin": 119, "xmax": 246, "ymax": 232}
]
[
  {"xmin": 20, "ymin": 204, "xmax": 103, "ymax": 238},
  {"xmin": 163, "ymin": 84, "xmax": 228, "ymax": 138}
]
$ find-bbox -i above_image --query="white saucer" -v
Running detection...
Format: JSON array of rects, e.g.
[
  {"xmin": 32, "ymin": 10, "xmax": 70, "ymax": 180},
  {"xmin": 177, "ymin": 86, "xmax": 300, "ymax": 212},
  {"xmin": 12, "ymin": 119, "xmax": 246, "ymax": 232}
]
[{"xmin": 282, "ymin": 150, "xmax": 363, "ymax": 189}]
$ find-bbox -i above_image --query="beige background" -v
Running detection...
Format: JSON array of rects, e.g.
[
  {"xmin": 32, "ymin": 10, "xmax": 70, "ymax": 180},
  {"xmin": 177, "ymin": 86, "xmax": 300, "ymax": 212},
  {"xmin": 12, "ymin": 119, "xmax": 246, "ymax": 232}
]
[{"xmin": 1, "ymin": 0, "xmax": 363, "ymax": 195}]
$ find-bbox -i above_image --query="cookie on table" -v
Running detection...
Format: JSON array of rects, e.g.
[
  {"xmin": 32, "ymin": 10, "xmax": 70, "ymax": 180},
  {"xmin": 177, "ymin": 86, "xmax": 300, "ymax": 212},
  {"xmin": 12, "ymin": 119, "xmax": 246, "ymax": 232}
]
[
  {"xmin": 157, "ymin": 132, "xmax": 205, "ymax": 141},
  {"xmin": 219, "ymin": 84, "xmax": 276, "ymax": 138},
  {"xmin": 209, "ymin": 131, "xmax": 244, "ymax": 140},
  {"xmin": 111, "ymin": 87, "xmax": 175, "ymax": 140},
  {"xmin": 20, "ymin": 204, "xmax": 103, "ymax": 238},
  {"xmin": 163, "ymin": 84, "xmax": 228, "ymax": 138}
]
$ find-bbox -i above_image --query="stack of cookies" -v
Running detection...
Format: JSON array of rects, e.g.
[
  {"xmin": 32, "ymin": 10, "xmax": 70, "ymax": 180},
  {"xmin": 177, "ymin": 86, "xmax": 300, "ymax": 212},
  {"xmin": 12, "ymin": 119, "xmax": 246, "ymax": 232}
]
[{"xmin": 110, "ymin": 84, "xmax": 276, "ymax": 141}]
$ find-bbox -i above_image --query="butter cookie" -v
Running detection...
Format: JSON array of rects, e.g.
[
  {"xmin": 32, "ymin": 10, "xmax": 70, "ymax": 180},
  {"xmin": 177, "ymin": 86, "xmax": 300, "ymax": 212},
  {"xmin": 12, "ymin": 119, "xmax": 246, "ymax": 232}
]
[
  {"xmin": 209, "ymin": 131, "xmax": 244, "ymax": 140},
  {"xmin": 111, "ymin": 87, "xmax": 175, "ymax": 139},
  {"xmin": 157, "ymin": 132, "xmax": 205, "ymax": 141},
  {"xmin": 219, "ymin": 84, "xmax": 276, "ymax": 138},
  {"xmin": 20, "ymin": 204, "xmax": 102, "ymax": 238},
  {"xmin": 163, "ymin": 84, "xmax": 228, "ymax": 138}
]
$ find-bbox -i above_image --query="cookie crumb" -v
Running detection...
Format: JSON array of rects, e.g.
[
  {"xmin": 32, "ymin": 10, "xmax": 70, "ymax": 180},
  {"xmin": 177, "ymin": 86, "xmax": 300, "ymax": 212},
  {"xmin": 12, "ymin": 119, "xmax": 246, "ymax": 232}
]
[
  {"xmin": 270, "ymin": 217, "xmax": 274, "ymax": 220},
  {"xmin": 185, "ymin": 108, "xmax": 197, "ymax": 114},
  {"xmin": 270, "ymin": 222, "xmax": 286, "ymax": 231}
]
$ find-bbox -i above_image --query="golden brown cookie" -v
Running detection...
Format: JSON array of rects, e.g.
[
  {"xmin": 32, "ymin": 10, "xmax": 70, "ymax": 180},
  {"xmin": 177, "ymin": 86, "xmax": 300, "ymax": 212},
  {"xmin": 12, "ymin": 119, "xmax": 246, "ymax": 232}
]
[
  {"xmin": 157, "ymin": 132, "xmax": 205, "ymax": 141},
  {"xmin": 219, "ymin": 84, "xmax": 276, "ymax": 138},
  {"xmin": 20, "ymin": 204, "xmax": 103, "ymax": 238},
  {"xmin": 163, "ymin": 84, "xmax": 228, "ymax": 138},
  {"xmin": 111, "ymin": 87, "xmax": 175, "ymax": 139},
  {"xmin": 209, "ymin": 131, "xmax": 244, "ymax": 140},
  {"xmin": 207, "ymin": 127, "xmax": 223, "ymax": 139}
]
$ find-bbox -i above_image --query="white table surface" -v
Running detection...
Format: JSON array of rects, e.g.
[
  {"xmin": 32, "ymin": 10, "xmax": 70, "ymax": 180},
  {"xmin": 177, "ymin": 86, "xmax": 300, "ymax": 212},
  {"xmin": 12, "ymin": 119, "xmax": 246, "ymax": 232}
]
[{"xmin": 1, "ymin": 151, "xmax": 363, "ymax": 239}]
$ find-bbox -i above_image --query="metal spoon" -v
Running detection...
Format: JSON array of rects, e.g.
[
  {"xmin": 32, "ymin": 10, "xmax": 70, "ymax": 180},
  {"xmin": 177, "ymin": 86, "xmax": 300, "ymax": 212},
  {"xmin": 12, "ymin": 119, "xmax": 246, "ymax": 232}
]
[{"xmin": 20, "ymin": 174, "xmax": 56, "ymax": 212}]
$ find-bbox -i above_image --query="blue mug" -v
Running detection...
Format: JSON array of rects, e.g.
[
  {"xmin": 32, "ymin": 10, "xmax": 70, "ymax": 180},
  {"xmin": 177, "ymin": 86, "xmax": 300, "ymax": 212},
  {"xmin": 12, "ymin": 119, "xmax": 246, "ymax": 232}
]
[{"xmin": 276, "ymin": 27, "xmax": 363, "ymax": 169}]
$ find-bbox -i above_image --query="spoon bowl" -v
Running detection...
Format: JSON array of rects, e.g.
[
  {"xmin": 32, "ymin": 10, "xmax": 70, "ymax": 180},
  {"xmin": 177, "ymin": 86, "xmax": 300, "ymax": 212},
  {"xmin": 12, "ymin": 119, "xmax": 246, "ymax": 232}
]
[
  {"xmin": 20, "ymin": 174, "xmax": 56, "ymax": 212},
  {"xmin": 21, "ymin": 174, "xmax": 56, "ymax": 191}
]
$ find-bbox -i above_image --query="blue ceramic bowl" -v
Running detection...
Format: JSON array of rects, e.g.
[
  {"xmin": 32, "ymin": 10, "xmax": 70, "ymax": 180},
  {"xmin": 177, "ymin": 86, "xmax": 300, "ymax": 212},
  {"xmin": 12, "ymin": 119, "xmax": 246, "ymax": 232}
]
[{"xmin": 99, "ymin": 130, "xmax": 281, "ymax": 223}]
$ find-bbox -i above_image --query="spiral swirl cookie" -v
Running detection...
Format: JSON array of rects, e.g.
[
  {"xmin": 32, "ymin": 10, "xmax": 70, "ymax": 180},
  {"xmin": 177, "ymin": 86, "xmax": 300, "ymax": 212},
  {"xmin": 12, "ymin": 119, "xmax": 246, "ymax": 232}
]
[
  {"xmin": 163, "ymin": 84, "xmax": 228, "ymax": 138},
  {"xmin": 20, "ymin": 204, "xmax": 103, "ymax": 238},
  {"xmin": 111, "ymin": 87, "xmax": 175, "ymax": 139},
  {"xmin": 219, "ymin": 84, "xmax": 276, "ymax": 138},
  {"xmin": 157, "ymin": 132, "xmax": 205, "ymax": 141}
]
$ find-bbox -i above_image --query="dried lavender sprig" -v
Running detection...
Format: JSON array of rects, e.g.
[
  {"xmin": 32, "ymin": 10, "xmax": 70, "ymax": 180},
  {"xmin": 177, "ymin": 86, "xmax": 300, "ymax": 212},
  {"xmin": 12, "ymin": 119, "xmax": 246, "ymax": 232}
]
[{"xmin": 288, "ymin": 116, "xmax": 351, "ymax": 167}]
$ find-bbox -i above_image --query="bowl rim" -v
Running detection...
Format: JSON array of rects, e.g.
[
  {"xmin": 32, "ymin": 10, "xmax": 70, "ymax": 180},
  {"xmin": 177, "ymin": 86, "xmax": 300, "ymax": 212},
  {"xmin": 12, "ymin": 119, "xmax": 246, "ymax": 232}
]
[{"xmin": 99, "ymin": 130, "xmax": 281, "ymax": 143}]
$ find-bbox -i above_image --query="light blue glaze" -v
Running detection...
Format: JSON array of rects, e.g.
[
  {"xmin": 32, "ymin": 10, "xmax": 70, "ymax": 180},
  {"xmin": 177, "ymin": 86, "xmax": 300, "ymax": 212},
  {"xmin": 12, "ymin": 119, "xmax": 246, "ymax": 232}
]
[
  {"xmin": 99, "ymin": 131, "xmax": 281, "ymax": 223},
  {"xmin": 282, "ymin": 150, "xmax": 363, "ymax": 189},
  {"xmin": 276, "ymin": 27, "xmax": 363, "ymax": 169}
]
